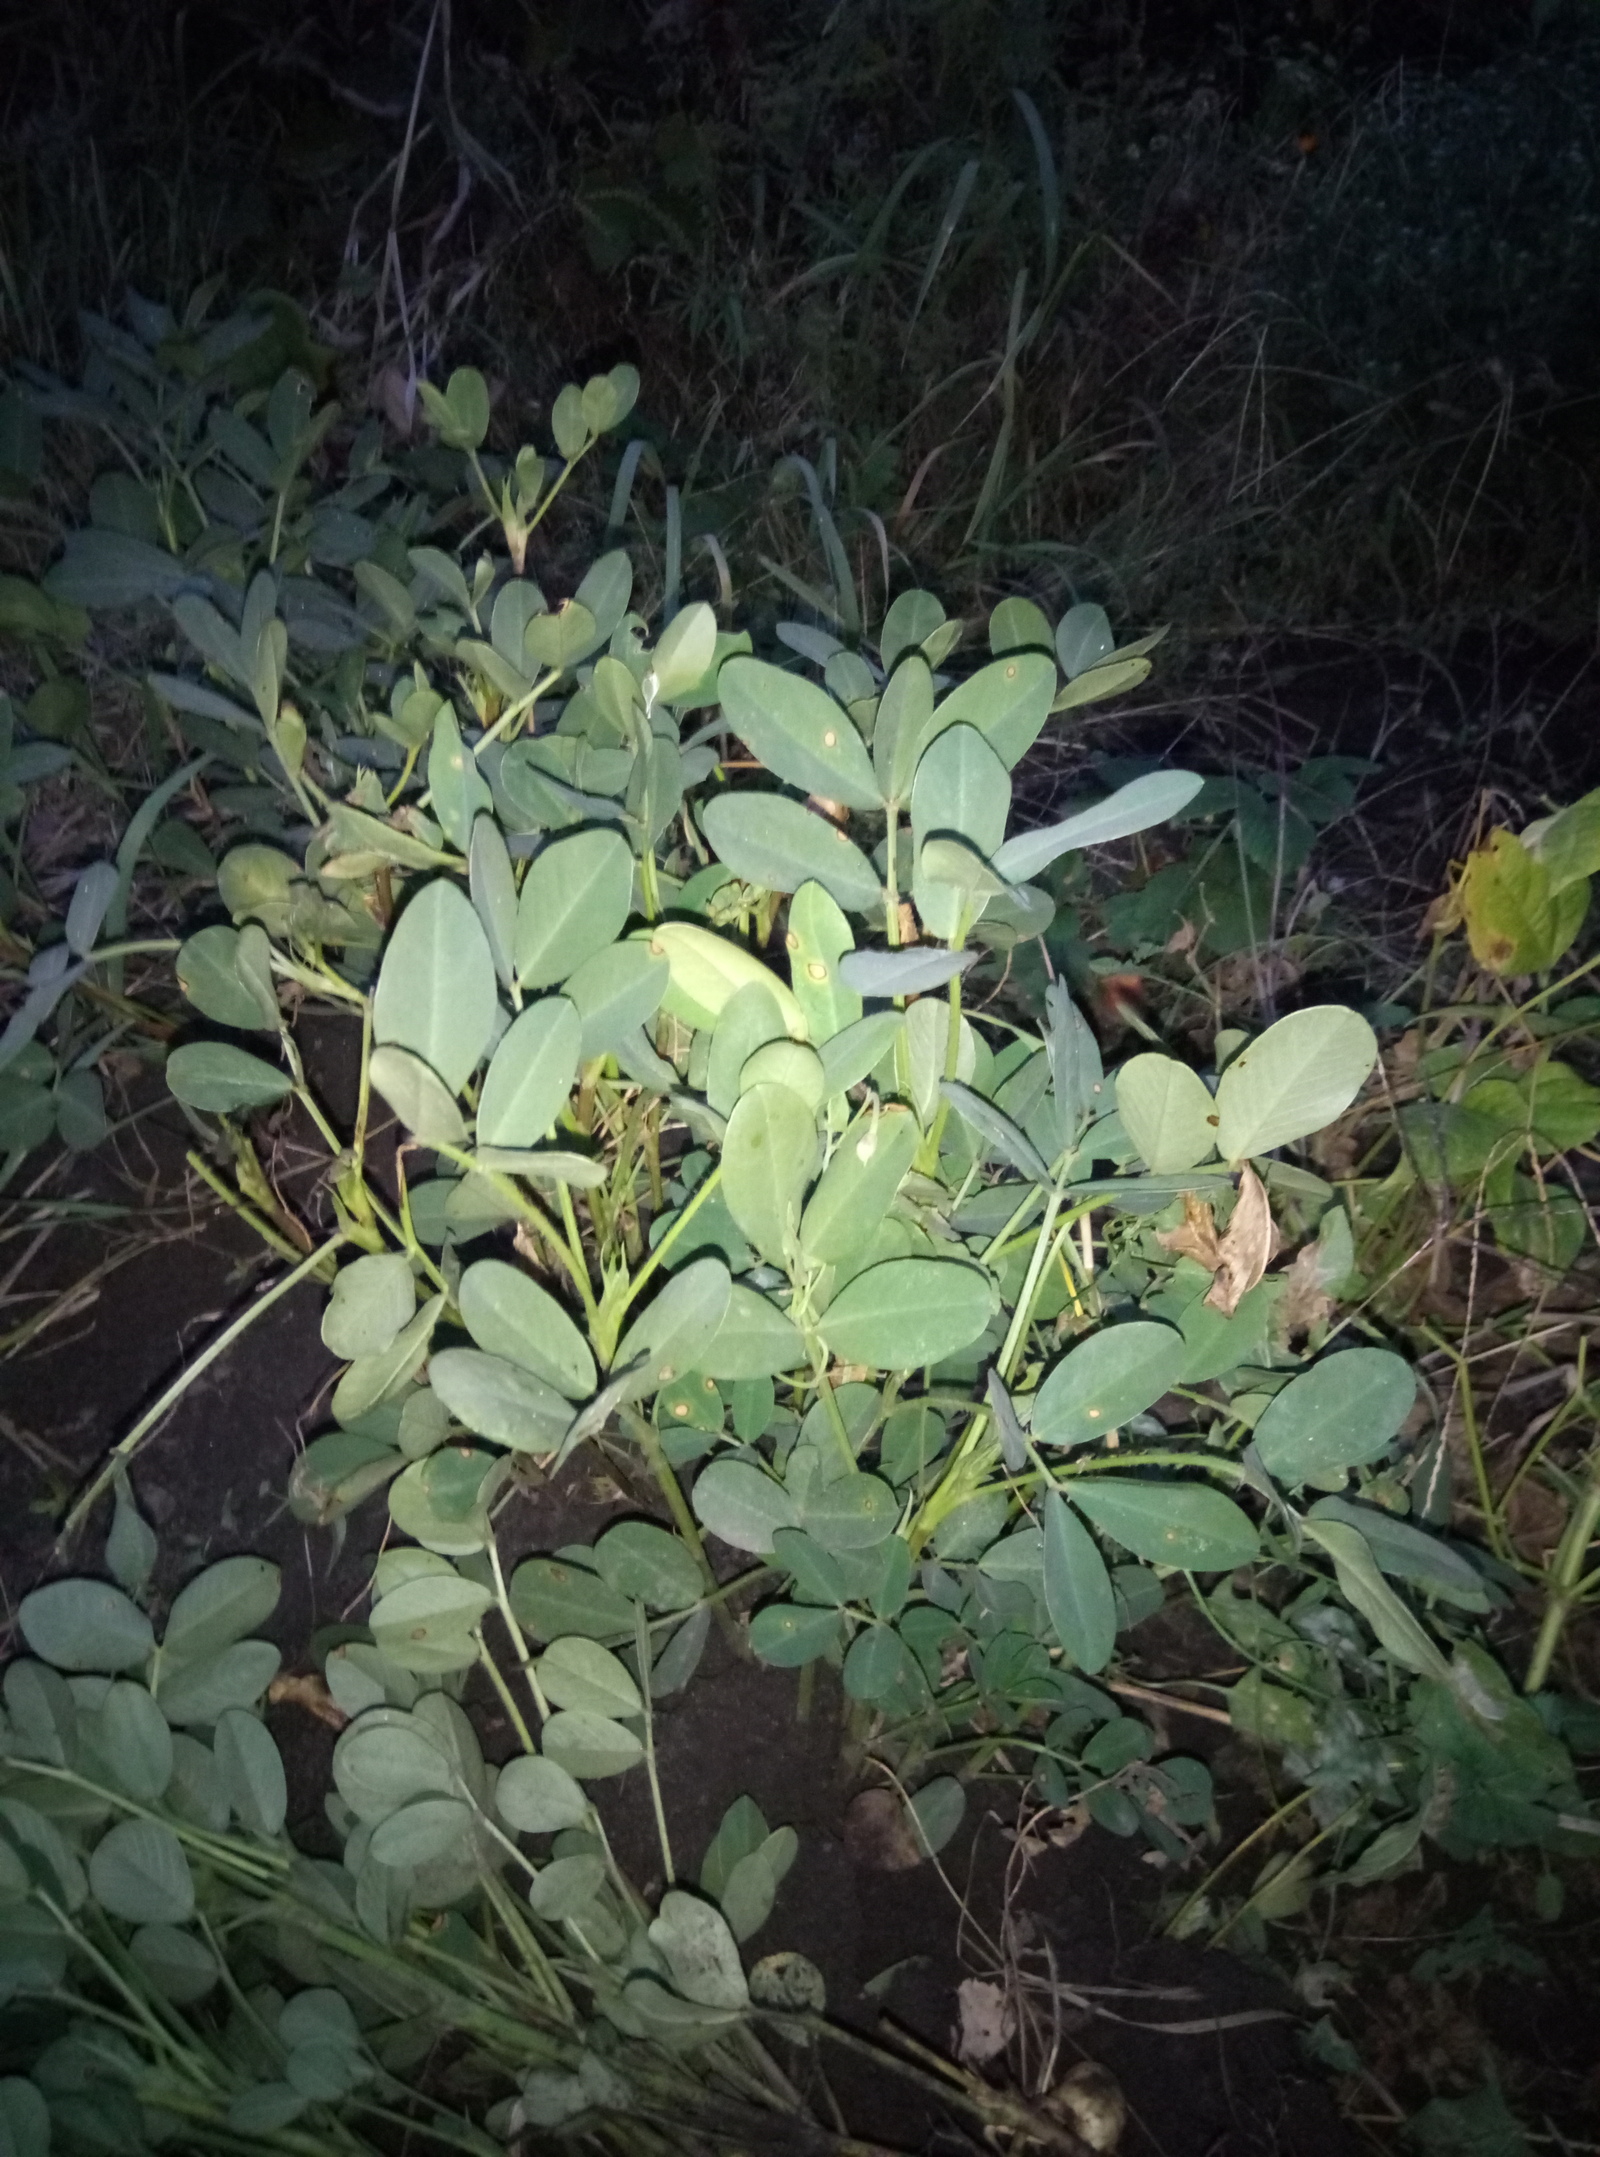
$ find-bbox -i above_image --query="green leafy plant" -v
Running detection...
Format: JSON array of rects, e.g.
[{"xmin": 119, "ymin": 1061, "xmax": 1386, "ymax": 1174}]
[
  {"xmin": 1323, "ymin": 790, "xmax": 1600, "ymax": 1702},
  {"xmin": 0, "ymin": 1490, "xmax": 1094, "ymax": 2153},
  {"xmin": 29, "ymin": 358, "xmax": 1597, "ymax": 2005}
]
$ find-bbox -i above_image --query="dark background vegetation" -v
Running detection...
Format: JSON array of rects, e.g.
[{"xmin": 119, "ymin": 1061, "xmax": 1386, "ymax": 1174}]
[{"xmin": 7, "ymin": 0, "xmax": 1600, "ymax": 640}]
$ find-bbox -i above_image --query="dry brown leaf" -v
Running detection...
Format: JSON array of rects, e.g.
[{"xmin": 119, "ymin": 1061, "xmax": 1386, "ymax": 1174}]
[
  {"xmin": 1156, "ymin": 1167, "xmax": 1280, "ymax": 1317},
  {"xmin": 1275, "ymin": 1238, "xmax": 1337, "ymax": 1342},
  {"xmin": 1204, "ymin": 1163, "xmax": 1279, "ymax": 1314},
  {"xmin": 268, "ymin": 1673, "xmax": 347, "ymax": 1729},
  {"xmin": 842, "ymin": 1788, "xmax": 923, "ymax": 1872},
  {"xmin": 1163, "ymin": 917, "xmax": 1199, "ymax": 956},
  {"xmin": 1156, "ymin": 1190, "xmax": 1226, "ymax": 1271},
  {"xmin": 955, "ymin": 1977, "xmax": 1014, "ymax": 2064}
]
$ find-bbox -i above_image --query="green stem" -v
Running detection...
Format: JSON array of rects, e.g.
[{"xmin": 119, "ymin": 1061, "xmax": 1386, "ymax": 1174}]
[
  {"xmin": 623, "ymin": 1167, "xmax": 723, "ymax": 1312},
  {"xmin": 83, "ymin": 938, "xmax": 183, "ymax": 963},
  {"xmin": 554, "ymin": 1179, "xmax": 601, "ymax": 1327},
  {"xmin": 635, "ymin": 1604, "xmax": 675, "ymax": 1884},
  {"xmin": 805, "ymin": 2018, "xmax": 1092, "ymax": 2156},
  {"xmin": 1524, "ymin": 1458, "xmax": 1600, "ymax": 1693},
  {"xmin": 622, "ymin": 1407, "xmax": 740, "ymax": 1648},
  {"xmin": 639, "ymin": 844, "xmax": 662, "ymax": 923},
  {"xmin": 809, "ymin": 1349, "xmax": 859, "ymax": 1474},
  {"xmin": 487, "ymin": 1534, "xmax": 551, "ymax": 1721},
  {"xmin": 1419, "ymin": 1327, "xmax": 1511, "ymax": 1562},
  {"xmin": 267, "ymin": 951, "xmax": 368, "ymax": 1008},
  {"xmin": 352, "ymin": 995, "xmax": 374, "ymax": 1167},
  {"xmin": 461, "ymin": 665, "xmax": 563, "ymax": 763},
  {"xmin": 291, "ymin": 1083, "xmax": 343, "ymax": 1158},
  {"xmin": 884, "ymin": 801, "xmax": 902, "ymax": 946},
  {"xmin": 915, "ymin": 925, "xmax": 968, "ymax": 1173},
  {"xmin": 385, "ymin": 739, "xmax": 422, "ymax": 809},
  {"xmin": 435, "ymin": 1144, "xmax": 596, "ymax": 1313},
  {"xmin": 1209, "ymin": 1800, "xmax": 1362, "ymax": 1948},
  {"xmin": 906, "ymin": 1189, "xmax": 1096, "ymax": 1551},
  {"xmin": 365, "ymin": 1187, "xmax": 448, "ymax": 1295},
  {"xmin": 1164, "ymin": 1787, "xmax": 1317, "ymax": 1940},
  {"xmin": 184, "ymin": 1148, "xmax": 308, "ymax": 1265},
  {"xmin": 477, "ymin": 1634, "xmax": 537, "ymax": 1753},
  {"xmin": 59, "ymin": 1235, "xmax": 345, "ymax": 1546},
  {"xmin": 45, "ymin": 1899, "xmax": 209, "ymax": 2078}
]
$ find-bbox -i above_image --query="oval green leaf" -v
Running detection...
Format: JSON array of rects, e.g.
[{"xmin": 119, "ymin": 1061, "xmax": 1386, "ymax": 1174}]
[
  {"xmin": 1033, "ymin": 1322, "xmax": 1187, "ymax": 1448},
  {"xmin": 1213, "ymin": 1006, "xmax": 1378, "ymax": 1163},
  {"xmin": 427, "ymin": 1347, "xmax": 572, "ymax": 1451},
  {"xmin": 374, "ymin": 880, "xmax": 497, "ymax": 1093},
  {"xmin": 593, "ymin": 1521, "xmax": 703, "ymax": 1611},
  {"xmin": 563, "ymin": 940, "xmax": 669, "ymax": 1059},
  {"xmin": 369, "ymin": 1044, "xmax": 467, "ymax": 1145},
  {"xmin": 818, "ymin": 1257, "xmax": 997, "ymax": 1370},
  {"xmin": 322, "ymin": 1252, "xmax": 417, "ymax": 1362},
  {"xmin": 701, "ymin": 793, "xmax": 882, "ymax": 915},
  {"xmin": 800, "ymin": 1103, "xmax": 919, "ymax": 1265},
  {"xmin": 1252, "ymin": 1347, "xmax": 1417, "ymax": 1485},
  {"xmin": 1043, "ymin": 1487, "xmax": 1116, "ymax": 1673},
  {"xmin": 718, "ymin": 657, "xmax": 881, "ymax": 810},
  {"xmin": 509, "ymin": 1557, "xmax": 633, "ymax": 1641},
  {"xmin": 699, "ymin": 1283, "xmax": 806, "ymax": 1381},
  {"xmin": 496, "ymin": 1753, "xmax": 590, "ymax": 1833},
  {"xmin": 89, "ymin": 1819, "xmax": 194, "ymax": 1924},
  {"xmin": 796, "ymin": 1470, "xmax": 899, "ymax": 1552},
  {"xmin": 722, "ymin": 1082, "xmax": 819, "ymax": 1266},
  {"xmin": 514, "ymin": 828, "xmax": 635, "ymax": 990},
  {"xmin": 167, "ymin": 1042, "xmax": 292, "ymax": 1114},
  {"xmin": 993, "ymin": 771, "xmax": 1204, "ymax": 884},
  {"xmin": 540, "ymin": 1709, "xmax": 644, "ymax": 1780},
  {"xmin": 175, "ymin": 924, "xmax": 278, "ymax": 1032},
  {"xmin": 538, "ymin": 1637, "xmax": 642, "ymax": 1720},
  {"xmin": 457, "ymin": 1258, "xmax": 595, "ymax": 1398},
  {"xmin": 933, "ymin": 651, "xmax": 1057, "ymax": 768},
  {"xmin": 1066, "ymin": 1477, "xmax": 1258, "ymax": 1570},
  {"xmin": 19, "ymin": 1579, "xmax": 154, "ymax": 1673},
  {"xmin": 154, "ymin": 1570, "xmax": 277, "ymax": 1686},
  {"xmin": 1115, "ymin": 1054, "xmax": 1219, "ymax": 1173},
  {"xmin": 748, "ymin": 1603, "xmax": 844, "ymax": 1667},
  {"xmin": 691, "ymin": 1460, "xmax": 798, "ymax": 1555},
  {"xmin": 476, "ymin": 996, "xmax": 581, "ymax": 1148},
  {"xmin": 614, "ymin": 1257, "xmax": 732, "ymax": 1396}
]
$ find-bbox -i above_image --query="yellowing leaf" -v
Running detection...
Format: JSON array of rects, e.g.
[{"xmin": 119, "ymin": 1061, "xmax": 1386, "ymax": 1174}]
[{"xmin": 1457, "ymin": 829, "xmax": 1590, "ymax": 976}]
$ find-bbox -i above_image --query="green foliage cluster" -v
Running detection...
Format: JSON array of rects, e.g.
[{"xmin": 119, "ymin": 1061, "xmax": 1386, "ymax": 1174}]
[
  {"xmin": 3, "ymin": 299, "xmax": 1600, "ymax": 2152},
  {"xmin": 5, "ymin": 324, "xmax": 1588, "ymax": 1907},
  {"xmin": 0, "ymin": 1490, "xmax": 930, "ymax": 2154}
]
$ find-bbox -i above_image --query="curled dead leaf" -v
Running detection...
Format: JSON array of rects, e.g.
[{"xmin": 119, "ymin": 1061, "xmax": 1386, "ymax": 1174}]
[
  {"xmin": 267, "ymin": 1672, "xmax": 346, "ymax": 1729},
  {"xmin": 1163, "ymin": 917, "xmax": 1199, "ymax": 957},
  {"xmin": 1157, "ymin": 1190, "xmax": 1225, "ymax": 1273},
  {"xmin": 1156, "ymin": 1165, "xmax": 1279, "ymax": 1317}
]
